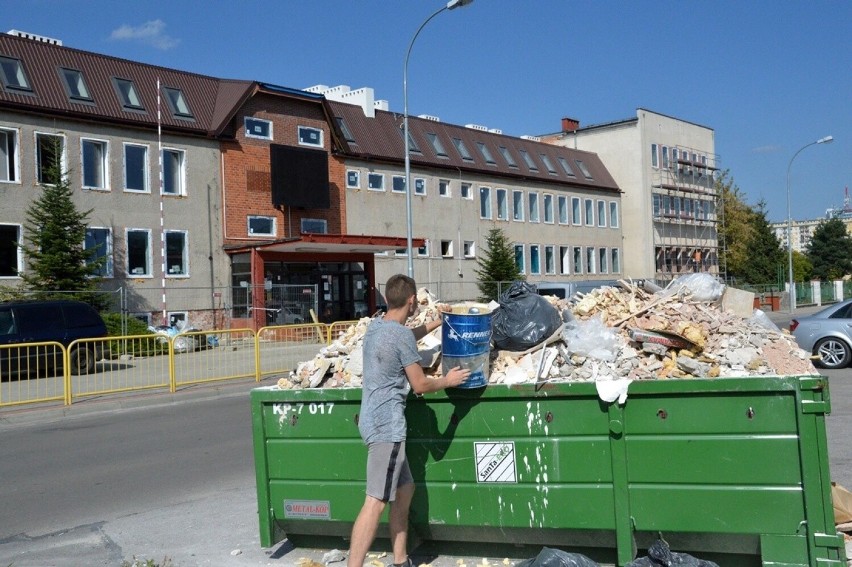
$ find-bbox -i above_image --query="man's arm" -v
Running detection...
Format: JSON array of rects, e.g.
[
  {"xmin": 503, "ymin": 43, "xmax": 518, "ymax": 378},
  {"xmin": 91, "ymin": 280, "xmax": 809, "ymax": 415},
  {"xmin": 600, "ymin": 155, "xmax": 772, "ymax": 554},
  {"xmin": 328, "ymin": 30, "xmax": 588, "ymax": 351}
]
[{"xmin": 404, "ymin": 362, "xmax": 470, "ymax": 395}]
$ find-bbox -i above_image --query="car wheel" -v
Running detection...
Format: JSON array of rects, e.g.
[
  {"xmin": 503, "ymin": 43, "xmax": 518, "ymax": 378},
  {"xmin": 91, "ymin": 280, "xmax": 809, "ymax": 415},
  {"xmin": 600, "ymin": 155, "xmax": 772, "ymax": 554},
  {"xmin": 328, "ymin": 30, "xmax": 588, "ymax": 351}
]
[
  {"xmin": 69, "ymin": 345, "xmax": 95, "ymax": 375},
  {"xmin": 813, "ymin": 337, "xmax": 852, "ymax": 370}
]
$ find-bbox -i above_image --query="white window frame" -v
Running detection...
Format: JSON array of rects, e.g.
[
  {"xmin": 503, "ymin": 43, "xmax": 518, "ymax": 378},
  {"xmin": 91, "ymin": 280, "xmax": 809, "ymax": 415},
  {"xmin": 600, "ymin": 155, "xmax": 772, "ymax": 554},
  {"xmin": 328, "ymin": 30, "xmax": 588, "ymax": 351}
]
[
  {"xmin": 598, "ymin": 247, "xmax": 608, "ymax": 274},
  {"xmin": 441, "ymin": 239, "xmax": 454, "ymax": 258},
  {"xmin": 529, "ymin": 192, "xmax": 540, "ymax": 223},
  {"xmin": 479, "ymin": 186, "xmax": 492, "ymax": 219},
  {"xmin": 545, "ymin": 245, "xmax": 555, "ymax": 274},
  {"xmin": 392, "ymin": 175, "xmax": 406, "ymax": 193},
  {"xmin": 0, "ymin": 223, "xmax": 22, "ymax": 278},
  {"xmin": 165, "ymin": 230, "xmax": 189, "ymax": 278},
  {"xmin": 584, "ymin": 199, "xmax": 594, "ymax": 226},
  {"xmin": 81, "ymin": 137, "xmax": 109, "ymax": 191},
  {"xmin": 611, "ymin": 248, "xmax": 621, "ymax": 274},
  {"xmin": 557, "ymin": 195, "xmax": 568, "ymax": 225},
  {"xmin": 125, "ymin": 228, "xmax": 152, "ymax": 277},
  {"xmin": 346, "ymin": 169, "xmax": 360, "ymax": 189},
  {"xmin": 512, "ymin": 190, "xmax": 524, "ymax": 222},
  {"xmin": 496, "ymin": 188, "xmax": 508, "ymax": 220},
  {"xmin": 460, "ymin": 183, "xmax": 472, "ymax": 200},
  {"xmin": 559, "ymin": 245, "xmax": 570, "ymax": 275},
  {"xmin": 529, "ymin": 244, "xmax": 541, "ymax": 275},
  {"xmin": 245, "ymin": 117, "xmax": 273, "ymax": 140},
  {"xmin": 609, "ymin": 201, "xmax": 619, "ymax": 228},
  {"xmin": 367, "ymin": 172, "xmax": 384, "ymax": 191},
  {"xmin": 34, "ymin": 131, "xmax": 66, "ymax": 185},
  {"xmin": 414, "ymin": 177, "xmax": 426, "ymax": 196},
  {"xmin": 572, "ymin": 246, "xmax": 583, "ymax": 274},
  {"xmin": 161, "ymin": 147, "xmax": 186, "ymax": 196},
  {"xmin": 586, "ymin": 246, "xmax": 596, "ymax": 274},
  {"xmin": 84, "ymin": 227, "xmax": 113, "ymax": 278},
  {"xmin": 248, "ymin": 215, "xmax": 276, "ymax": 237},
  {"xmin": 463, "ymin": 240, "xmax": 476, "ymax": 258},
  {"xmin": 297, "ymin": 125, "xmax": 323, "ymax": 148},
  {"xmin": 651, "ymin": 143, "xmax": 659, "ymax": 168},
  {"xmin": 571, "ymin": 197, "xmax": 581, "ymax": 225},
  {"xmin": 438, "ymin": 179, "xmax": 450, "ymax": 197},
  {"xmin": 597, "ymin": 200, "xmax": 606, "ymax": 227},
  {"xmin": 543, "ymin": 193, "xmax": 554, "ymax": 224},
  {"xmin": 417, "ymin": 240, "xmax": 430, "ymax": 257},
  {"xmin": 514, "ymin": 244, "xmax": 526, "ymax": 275},
  {"xmin": 0, "ymin": 126, "xmax": 20, "ymax": 184},
  {"xmin": 123, "ymin": 143, "xmax": 149, "ymax": 192}
]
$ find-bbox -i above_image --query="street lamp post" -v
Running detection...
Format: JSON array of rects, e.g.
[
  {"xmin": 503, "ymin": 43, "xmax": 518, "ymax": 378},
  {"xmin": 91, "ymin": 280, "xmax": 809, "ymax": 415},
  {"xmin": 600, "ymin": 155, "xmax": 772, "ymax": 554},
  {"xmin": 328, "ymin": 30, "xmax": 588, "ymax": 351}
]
[
  {"xmin": 786, "ymin": 135, "xmax": 833, "ymax": 313},
  {"xmin": 404, "ymin": 0, "xmax": 473, "ymax": 277}
]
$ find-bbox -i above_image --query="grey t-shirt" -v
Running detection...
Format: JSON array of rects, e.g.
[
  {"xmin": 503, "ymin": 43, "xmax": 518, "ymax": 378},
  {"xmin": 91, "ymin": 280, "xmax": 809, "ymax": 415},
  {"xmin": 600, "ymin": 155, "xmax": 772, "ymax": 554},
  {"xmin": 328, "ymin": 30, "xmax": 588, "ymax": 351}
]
[{"xmin": 359, "ymin": 318, "xmax": 420, "ymax": 444}]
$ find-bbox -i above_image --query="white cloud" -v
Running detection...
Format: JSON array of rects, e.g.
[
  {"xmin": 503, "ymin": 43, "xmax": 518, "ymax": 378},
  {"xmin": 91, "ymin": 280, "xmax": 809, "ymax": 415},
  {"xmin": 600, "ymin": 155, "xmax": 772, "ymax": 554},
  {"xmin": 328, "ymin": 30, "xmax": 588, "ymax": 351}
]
[{"xmin": 110, "ymin": 20, "xmax": 180, "ymax": 50}]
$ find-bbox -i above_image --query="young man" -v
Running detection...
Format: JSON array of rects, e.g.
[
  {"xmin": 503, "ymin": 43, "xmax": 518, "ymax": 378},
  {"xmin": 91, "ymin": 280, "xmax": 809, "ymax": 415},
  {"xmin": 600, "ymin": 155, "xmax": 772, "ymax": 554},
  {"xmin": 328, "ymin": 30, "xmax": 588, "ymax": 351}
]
[{"xmin": 348, "ymin": 274, "xmax": 470, "ymax": 567}]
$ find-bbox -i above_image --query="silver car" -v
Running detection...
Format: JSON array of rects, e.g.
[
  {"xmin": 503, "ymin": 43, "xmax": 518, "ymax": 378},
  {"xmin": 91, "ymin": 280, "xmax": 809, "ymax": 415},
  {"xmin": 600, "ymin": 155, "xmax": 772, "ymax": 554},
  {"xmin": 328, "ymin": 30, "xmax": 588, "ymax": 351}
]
[{"xmin": 790, "ymin": 299, "xmax": 852, "ymax": 369}]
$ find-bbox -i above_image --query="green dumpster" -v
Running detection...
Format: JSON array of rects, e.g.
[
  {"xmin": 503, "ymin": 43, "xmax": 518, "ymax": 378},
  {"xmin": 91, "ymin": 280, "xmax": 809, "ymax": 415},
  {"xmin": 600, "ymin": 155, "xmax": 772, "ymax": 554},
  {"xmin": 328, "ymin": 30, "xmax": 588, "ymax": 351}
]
[{"xmin": 251, "ymin": 376, "xmax": 846, "ymax": 566}]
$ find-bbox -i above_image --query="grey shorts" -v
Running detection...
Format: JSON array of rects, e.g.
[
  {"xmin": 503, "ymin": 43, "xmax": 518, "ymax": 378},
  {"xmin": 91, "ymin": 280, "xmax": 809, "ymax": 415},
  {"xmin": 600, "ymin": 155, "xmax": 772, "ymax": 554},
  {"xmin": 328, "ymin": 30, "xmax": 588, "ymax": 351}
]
[{"xmin": 365, "ymin": 441, "xmax": 413, "ymax": 502}]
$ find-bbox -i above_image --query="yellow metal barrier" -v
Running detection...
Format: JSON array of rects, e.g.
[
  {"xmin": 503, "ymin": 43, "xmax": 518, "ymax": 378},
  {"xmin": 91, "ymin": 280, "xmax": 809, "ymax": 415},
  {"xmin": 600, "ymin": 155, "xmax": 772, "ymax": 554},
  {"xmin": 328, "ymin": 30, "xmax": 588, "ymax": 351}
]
[
  {"xmin": 327, "ymin": 320, "xmax": 359, "ymax": 343},
  {"xmin": 170, "ymin": 328, "xmax": 257, "ymax": 390},
  {"xmin": 0, "ymin": 342, "xmax": 66, "ymax": 407},
  {"xmin": 256, "ymin": 323, "xmax": 328, "ymax": 380}
]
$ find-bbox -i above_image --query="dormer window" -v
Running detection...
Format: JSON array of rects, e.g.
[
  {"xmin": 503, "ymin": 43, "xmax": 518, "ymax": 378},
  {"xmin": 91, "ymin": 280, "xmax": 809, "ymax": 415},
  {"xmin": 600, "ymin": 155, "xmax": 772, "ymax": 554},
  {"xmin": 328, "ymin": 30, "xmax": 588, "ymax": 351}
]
[
  {"xmin": 112, "ymin": 78, "xmax": 144, "ymax": 111},
  {"xmin": 0, "ymin": 56, "xmax": 31, "ymax": 91},
  {"xmin": 162, "ymin": 86, "xmax": 193, "ymax": 119},
  {"xmin": 476, "ymin": 142, "xmax": 496, "ymax": 165},
  {"xmin": 59, "ymin": 68, "xmax": 92, "ymax": 102}
]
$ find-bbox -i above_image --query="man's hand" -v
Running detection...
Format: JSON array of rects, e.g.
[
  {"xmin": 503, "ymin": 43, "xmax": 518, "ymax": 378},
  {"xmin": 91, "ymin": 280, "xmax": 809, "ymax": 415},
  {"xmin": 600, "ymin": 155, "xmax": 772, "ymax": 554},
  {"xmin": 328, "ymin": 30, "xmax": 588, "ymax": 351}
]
[{"xmin": 444, "ymin": 366, "xmax": 471, "ymax": 388}]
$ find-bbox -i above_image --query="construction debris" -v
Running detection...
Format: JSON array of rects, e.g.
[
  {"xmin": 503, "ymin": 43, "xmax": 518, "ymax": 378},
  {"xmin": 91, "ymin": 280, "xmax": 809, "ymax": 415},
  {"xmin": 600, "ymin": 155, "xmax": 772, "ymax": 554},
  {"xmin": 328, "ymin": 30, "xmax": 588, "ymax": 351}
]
[{"xmin": 276, "ymin": 278, "xmax": 816, "ymax": 391}]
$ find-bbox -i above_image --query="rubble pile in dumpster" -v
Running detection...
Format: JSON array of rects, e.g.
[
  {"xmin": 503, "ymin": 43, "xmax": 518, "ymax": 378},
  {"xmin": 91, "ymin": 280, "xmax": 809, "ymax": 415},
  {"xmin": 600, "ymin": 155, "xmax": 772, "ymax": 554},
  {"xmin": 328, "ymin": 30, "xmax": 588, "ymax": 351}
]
[{"xmin": 277, "ymin": 276, "xmax": 816, "ymax": 390}]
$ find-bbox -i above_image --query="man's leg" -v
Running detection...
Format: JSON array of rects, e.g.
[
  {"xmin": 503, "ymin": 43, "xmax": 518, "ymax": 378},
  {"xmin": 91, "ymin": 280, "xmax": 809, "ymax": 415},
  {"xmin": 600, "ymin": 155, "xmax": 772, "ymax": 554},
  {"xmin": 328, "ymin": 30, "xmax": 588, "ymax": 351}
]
[
  {"xmin": 389, "ymin": 481, "xmax": 414, "ymax": 565},
  {"xmin": 347, "ymin": 494, "xmax": 386, "ymax": 567}
]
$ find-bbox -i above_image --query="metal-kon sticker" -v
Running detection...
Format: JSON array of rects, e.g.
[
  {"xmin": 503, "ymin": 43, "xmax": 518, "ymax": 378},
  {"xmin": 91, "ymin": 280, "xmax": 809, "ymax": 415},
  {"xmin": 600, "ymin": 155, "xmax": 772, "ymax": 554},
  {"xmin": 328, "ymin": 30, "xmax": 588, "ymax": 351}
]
[
  {"xmin": 474, "ymin": 441, "xmax": 517, "ymax": 483},
  {"xmin": 283, "ymin": 499, "xmax": 331, "ymax": 520}
]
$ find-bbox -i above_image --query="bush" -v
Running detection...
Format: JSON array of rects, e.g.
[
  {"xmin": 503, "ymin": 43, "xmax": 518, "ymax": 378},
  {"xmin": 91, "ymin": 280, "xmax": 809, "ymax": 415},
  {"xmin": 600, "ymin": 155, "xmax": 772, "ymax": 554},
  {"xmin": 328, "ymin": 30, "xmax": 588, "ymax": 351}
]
[{"xmin": 100, "ymin": 314, "xmax": 167, "ymax": 358}]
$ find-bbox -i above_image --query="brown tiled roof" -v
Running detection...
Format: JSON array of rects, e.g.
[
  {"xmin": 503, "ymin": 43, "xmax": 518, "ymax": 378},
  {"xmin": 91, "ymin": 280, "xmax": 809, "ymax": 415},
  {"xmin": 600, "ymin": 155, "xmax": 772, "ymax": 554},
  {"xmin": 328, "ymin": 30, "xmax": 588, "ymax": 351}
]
[
  {"xmin": 329, "ymin": 100, "xmax": 620, "ymax": 193},
  {"xmin": 0, "ymin": 32, "xmax": 253, "ymax": 137}
]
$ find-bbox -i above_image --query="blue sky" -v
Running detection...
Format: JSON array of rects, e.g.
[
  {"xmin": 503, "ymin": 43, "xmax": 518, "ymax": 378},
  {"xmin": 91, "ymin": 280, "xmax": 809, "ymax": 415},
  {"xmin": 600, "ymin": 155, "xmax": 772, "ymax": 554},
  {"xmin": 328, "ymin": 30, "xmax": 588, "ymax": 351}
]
[{"xmin": 4, "ymin": 0, "xmax": 849, "ymax": 223}]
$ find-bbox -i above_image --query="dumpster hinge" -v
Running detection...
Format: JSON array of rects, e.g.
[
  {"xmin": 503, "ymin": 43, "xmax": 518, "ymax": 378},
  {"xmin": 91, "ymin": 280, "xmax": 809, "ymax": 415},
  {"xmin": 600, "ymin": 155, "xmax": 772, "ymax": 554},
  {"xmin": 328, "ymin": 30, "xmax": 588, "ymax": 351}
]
[
  {"xmin": 812, "ymin": 531, "xmax": 845, "ymax": 549},
  {"xmin": 800, "ymin": 399, "xmax": 830, "ymax": 414},
  {"xmin": 798, "ymin": 377, "xmax": 828, "ymax": 391}
]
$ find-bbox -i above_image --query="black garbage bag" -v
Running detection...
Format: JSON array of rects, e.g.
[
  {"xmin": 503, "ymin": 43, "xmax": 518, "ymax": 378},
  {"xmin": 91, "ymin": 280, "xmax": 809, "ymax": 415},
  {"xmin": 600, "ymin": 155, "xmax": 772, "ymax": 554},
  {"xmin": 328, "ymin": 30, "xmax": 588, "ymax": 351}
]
[
  {"xmin": 514, "ymin": 546, "xmax": 600, "ymax": 567},
  {"xmin": 625, "ymin": 539, "xmax": 720, "ymax": 567},
  {"xmin": 492, "ymin": 281, "xmax": 563, "ymax": 351}
]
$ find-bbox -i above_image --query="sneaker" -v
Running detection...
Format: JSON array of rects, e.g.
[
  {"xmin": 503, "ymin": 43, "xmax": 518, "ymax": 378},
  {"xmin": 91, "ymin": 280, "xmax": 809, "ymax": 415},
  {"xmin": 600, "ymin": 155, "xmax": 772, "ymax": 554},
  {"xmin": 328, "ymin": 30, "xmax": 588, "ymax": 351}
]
[{"xmin": 392, "ymin": 558, "xmax": 414, "ymax": 567}]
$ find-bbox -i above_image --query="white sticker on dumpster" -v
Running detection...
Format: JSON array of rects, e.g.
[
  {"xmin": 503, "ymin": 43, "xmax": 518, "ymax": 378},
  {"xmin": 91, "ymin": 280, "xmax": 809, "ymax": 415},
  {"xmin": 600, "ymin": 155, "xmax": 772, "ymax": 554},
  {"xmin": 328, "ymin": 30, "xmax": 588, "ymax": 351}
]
[
  {"xmin": 284, "ymin": 499, "xmax": 330, "ymax": 520},
  {"xmin": 475, "ymin": 442, "xmax": 517, "ymax": 483}
]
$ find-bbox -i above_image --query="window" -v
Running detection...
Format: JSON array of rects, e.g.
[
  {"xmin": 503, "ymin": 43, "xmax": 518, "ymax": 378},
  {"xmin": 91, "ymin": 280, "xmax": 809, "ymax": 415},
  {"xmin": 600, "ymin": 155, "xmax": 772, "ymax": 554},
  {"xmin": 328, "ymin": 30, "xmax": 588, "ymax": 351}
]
[
  {"xmin": 367, "ymin": 173, "xmax": 384, "ymax": 191},
  {"xmin": 112, "ymin": 77, "xmax": 144, "ymax": 111},
  {"xmin": 59, "ymin": 68, "xmax": 91, "ymax": 101},
  {"xmin": 165, "ymin": 231, "xmax": 188, "ymax": 276},
  {"xmin": 558, "ymin": 195, "xmax": 568, "ymax": 224},
  {"xmin": 464, "ymin": 240, "xmax": 476, "ymax": 258},
  {"xmin": 81, "ymin": 138, "xmax": 108, "ymax": 190},
  {"xmin": 426, "ymin": 133, "xmax": 447, "ymax": 157},
  {"xmin": 163, "ymin": 87, "xmax": 193, "ymax": 119},
  {"xmin": 653, "ymin": 194, "xmax": 661, "ymax": 217},
  {"xmin": 476, "ymin": 142, "xmax": 496, "ymax": 165},
  {"xmin": 395, "ymin": 248, "xmax": 408, "ymax": 257},
  {"xmin": 36, "ymin": 133, "xmax": 64, "ymax": 184},
  {"xmin": 498, "ymin": 146, "xmax": 517, "ymax": 168},
  {"xmin": 584, "ymin": 199, "xmax": 594, "ymax": 226},
  {"xmin": 572, "ymin": 246, "xmax": 583, "ymax": 274},
  {"xmin": 530, "ymin": 245, "xmax": 541, "ymax": 275},
  {"xmin": 417, "ymin": 241, "xmax": 429, "ymax": 257},
  {"xmin": 609, "ymin": 202, "xmax": 619, "ymax": 228},
  {"xmin": 599, "ymin": 248, "xmax": 608, "ymax": 274},
  {"xmin": 559, "ymin": 246, "xmax": 570, "ymax": 275},
  {"xmin": 540, "ymin": 154, "xmax": 557, "ymax": 174},
  {"xmin": 298, "ymin": 126, "xmax": 323, "ymax": 148},
  {"xmin": 438, "ymin": 179, "xmax": 450, "ymax": 197},
  {"xmin": 414, "ymin": 178, "xmax": 426, "ymax": 196},
  {"xmin": 346, "ymin": 170, "xmax": 360, "ymax": 189},
  {"xmin": 392, "ymin": 176, "xmax": 406, "ymax": 193},
  {"xmin": 336, "ymin": 117, "xmax": 355, "ymax": 143},
  {"xmin": 543, "ymin": 194, "xmax": 554, "ymax": 223},
  {"xmin": 0, "ymin": 127, "xmax": 18, "ymax": 182},
  {"xmin": 124, "ymin": 143, "xmax": 148, "ymax": 192},
  {"xmin": 162, "ymin": 148, "xmax": 186, "ymax": 195},
  {"xmin": 126, "ymin": 229, "xmax": 152, "ymax": 276},
  {"xmin": 514, "ymin": 245, "xmax": 525, "ymax": 274},
  {"xmin": 460, "ymin": 183, "xmax": 472, "ymax": 199},
  {"xmin": 545, "ymin": 245, "xmax": 555, "ymax": 274},
  {"xmin": 0, "ymin": 224, "xmax": 21, "ymax": 277},
  {"xmin": 400, "ymin": 127, "xmax": 421, "ymax": 154},
  {"xmin": 248, "ymin": 215, "xmax": 276, "ymax": 236},
  {"xmin": 245, "ymin": 117, "xmax": 272, "ymax": 140},
  {"xmin": 84, "ymin": 228, "xmax": 112, "ymax": 278},
  {"xmin": 519, "ymin": 149, "xmax": 537, "ymax": 171},
  {"xmin": 611, "ymin": 249, "xmax": 621, "ymax": 274},
  {"xmin": 441, "ymin": 240, "xmax": 454, "ymax": 258},
  {"xmin": 301, "ymin": 218, "xmax": 327, "ymax": 234},
  {"xmin": 496, "ymin": 188, "xmax": 508, "ymax": 220},
  {"xmin": 479, "ymin": 187, "xmax": 492, "ymax": 219},
  {"xmin": 453, "ymin": 138, "xmax": 473, "ymax": 161},
  {"xmin": 512, "ymin": 190, "xmax": 524, "ymax": 221},
  {"xmin": 575, "ymin": 159, "xmax": 593, "ymax": 179},
  {"xmin": 529, "ymin": 192, "xmax": 540, "ymax": 223},
  {"xmin": 0, "ymin": 56, "xmax": 31, "ymax": 91},
  {"xmin": 586, "ymin": 247, "xmax": 596, "ymax": 274},
  {"xmin": 651, "ymin": 143, "xmax": 658, "ymax": 168},
  {"xmin": 597, "ymin": 200, "xmax": 606, "ymax": 227},
  {"xmin": 571, "ymin": 197, "xmax": 581, "ymax": 224},
  {"xmin": 557, "ymin": 157, "xmax": 575, "ymax": 177},
  {"xmin": 661, "ymin": 146, "xmax": 669, "ymax": 169}
]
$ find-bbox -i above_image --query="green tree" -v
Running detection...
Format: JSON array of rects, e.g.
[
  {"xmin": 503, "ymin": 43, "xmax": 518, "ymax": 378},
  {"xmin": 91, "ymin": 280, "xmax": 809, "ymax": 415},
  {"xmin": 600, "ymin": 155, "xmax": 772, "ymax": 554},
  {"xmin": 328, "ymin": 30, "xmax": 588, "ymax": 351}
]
[
  {"xmin": 716, "ymin": 171, "xmax": 754, "ymax": 283},
  {"xmin": 791, "ymin": 250, "xmax": 813, "ymax": 283},
  {"xmin": 475, "ymin": 227, "xmax": 523, "ymax": 302},
  {"xmin": 739, "ymin": 200, "xmax": 785, "ymax": 285},
  {"xmin": 20, "ymin": 161, "xmax": 105, "ymax": 306},
  {"xmin": 806, "ymin": 217, "xmax": 852, "ymax": 280}
]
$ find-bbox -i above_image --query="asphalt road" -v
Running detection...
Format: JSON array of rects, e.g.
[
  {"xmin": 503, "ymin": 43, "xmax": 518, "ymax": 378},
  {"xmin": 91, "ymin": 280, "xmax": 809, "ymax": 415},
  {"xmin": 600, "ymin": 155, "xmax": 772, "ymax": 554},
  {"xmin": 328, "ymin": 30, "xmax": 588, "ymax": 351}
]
[{"xmin": 0, "ymin": 305, "xmax": 850, "ymax": 567}]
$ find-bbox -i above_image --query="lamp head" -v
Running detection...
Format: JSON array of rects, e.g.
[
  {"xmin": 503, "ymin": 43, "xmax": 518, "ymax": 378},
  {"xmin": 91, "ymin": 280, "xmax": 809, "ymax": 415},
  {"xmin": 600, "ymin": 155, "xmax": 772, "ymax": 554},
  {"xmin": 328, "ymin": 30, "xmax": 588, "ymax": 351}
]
[
  {"xmin": 447, "ymin": 0, "xmax": 473, "ymax": 9},
  {"xmin": 817, "ymin": 135, "xmax": 834, "ymax": 144}
]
